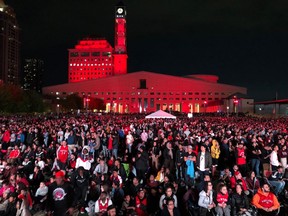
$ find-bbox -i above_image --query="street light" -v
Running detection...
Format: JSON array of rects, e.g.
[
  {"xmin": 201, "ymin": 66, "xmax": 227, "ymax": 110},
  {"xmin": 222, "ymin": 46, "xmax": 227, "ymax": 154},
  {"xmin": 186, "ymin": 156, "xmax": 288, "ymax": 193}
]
[{"xmin": 204, "ymin": 101, "xmax": 207, "ymax": 113}]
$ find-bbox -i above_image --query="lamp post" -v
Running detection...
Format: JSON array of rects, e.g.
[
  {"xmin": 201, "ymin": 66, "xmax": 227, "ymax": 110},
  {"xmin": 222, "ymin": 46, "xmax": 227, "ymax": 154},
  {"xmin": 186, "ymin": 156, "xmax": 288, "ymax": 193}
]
[
  {"xmin": 56, "ymin": 104, "xmax": 60, "ymax": 115},
  {"xmin": 85, "ymin": 97, "xmax": 90, "ymax": 113},
  {"xmin": 204, "ymin": 101, "xmax": 207, "ymax": 113}
]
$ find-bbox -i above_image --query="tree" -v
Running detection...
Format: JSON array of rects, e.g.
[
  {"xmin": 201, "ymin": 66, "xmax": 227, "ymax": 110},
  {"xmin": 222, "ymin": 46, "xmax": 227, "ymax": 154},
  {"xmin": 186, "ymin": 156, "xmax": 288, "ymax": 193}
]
[
  {"xmin": 0, "ymin": 84, "xmax": 45, "ymax": 113},
  {"xmin": 61, "ymin": 94, "xmax": 83, "ymax": 110}
]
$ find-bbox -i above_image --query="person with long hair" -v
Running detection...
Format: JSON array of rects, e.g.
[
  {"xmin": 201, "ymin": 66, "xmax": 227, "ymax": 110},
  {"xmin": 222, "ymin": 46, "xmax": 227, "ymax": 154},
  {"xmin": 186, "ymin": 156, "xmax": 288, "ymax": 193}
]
[
  {"xmin": 231, "ymin": 184, "xmax": 251, "ymax": 216},
  {"xmin": 215, "ymin": 184, "xmax": 230, "ymax": 216},
  {"xmin": 245, "ymin": 171, "xmax": 260, "ymax": 195},
  {"xmin": 198, "ymin": 181, "xmax": 216, "ymax": 216}
]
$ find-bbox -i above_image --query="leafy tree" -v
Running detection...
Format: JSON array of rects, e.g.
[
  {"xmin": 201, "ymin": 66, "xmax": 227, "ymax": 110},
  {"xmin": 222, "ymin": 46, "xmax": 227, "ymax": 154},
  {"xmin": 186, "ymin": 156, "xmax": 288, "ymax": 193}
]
[{"xmin": 61, "ymin": 94, "xmax": 83, "ymax": 110}]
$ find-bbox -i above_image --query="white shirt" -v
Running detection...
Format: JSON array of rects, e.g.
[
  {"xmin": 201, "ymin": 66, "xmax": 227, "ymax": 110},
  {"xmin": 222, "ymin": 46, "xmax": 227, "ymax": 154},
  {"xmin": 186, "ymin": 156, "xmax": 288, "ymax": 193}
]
[
  {"xmin": 270, "ymin": 151, "xmax": 280, "ymax": 166},
  {"xmin": 94, "ymin": 198, "xmax": 113, "ymax": 213},
  {"xmin": 200, "ymin": 152, "xmax": 205, "ymax": 171}
]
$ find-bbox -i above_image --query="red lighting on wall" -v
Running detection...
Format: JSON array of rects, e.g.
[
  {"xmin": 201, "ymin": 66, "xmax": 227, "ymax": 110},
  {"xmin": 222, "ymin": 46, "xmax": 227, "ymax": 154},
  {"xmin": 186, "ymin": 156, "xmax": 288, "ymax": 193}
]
[{"xmin": 67, "ymin": 4, "xmax": 127, "ymax": 83}]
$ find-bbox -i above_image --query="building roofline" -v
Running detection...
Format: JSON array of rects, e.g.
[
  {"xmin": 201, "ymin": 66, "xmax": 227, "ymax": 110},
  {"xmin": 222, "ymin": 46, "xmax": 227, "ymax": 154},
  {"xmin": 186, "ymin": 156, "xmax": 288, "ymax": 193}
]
[{"xmin": 42, "ymin": 71, "xmax": 246, "ymax": 90}]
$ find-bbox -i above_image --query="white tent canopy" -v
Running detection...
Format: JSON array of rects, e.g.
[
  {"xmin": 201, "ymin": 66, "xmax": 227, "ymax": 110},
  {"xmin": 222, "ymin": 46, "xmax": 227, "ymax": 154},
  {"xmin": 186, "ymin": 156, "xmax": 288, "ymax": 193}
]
[{"xmin": 145, "ymin": 110, "xmax": 176, "ymax": 119}]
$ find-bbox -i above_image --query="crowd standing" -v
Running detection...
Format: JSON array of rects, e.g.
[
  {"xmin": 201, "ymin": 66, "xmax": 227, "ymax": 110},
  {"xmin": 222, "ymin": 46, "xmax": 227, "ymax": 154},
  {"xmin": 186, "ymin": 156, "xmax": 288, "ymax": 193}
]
[{"xmin": 0, "ymin": 113, "xmax": 287, "ymax": 216}]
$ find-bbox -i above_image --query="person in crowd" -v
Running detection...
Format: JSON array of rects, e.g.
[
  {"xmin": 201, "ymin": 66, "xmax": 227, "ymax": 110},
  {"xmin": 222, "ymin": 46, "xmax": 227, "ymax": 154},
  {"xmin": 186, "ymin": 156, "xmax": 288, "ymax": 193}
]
[
  {"xmin": 245, "ymin": 171, "xmax": 260, "ymax": 195},
  {"xmin": 270, "ymin": 145, "xmax": 281, "ymax": 172},
  {"xmin": 198, "ymin": 181, "xmax": 216, "ymax": 216},
  {"xmin": 135, "ymin": 187, "xmax": 148, "ymax": 216},
  {"xmin": 252, "ymin": 183, "xmax": 280, "ymax": 216},
  {"xmin": 268, "ymin": 165, "xmax": 286, "ymax": 196},
  {"xmin": 235, "ymin": 140, "xmax": 247, "ymax": 175},
  {"xmin": 215, "ymin": 184, "xmax": 230, "ymax": 216},
  {"xmin": 196, "ymin": 145, "xmax": 212, "ymax": 180},
  {"xmin": 46, "ymin": 171, "xmax": 75, "ymax": 216},
  {"xmin": 159, "ymin": 185, "xmax": 178, "ymax": 210},
  {"xmin": 56, "ymin": 141, "xmax": 69, "ymax": 170},
  {"xmin": 249, "ymin": 139, "xmax": 262, "ymax": 177},
  {"xmin": 94, "ymin": 191, "xmax": 113, "ymax": 215},
  {"xmin": 231, "ymin": 184, "xmax": 251, "ymax": 216},
  {"xmin": 151, "ymin": 140, "xmax": 162, "ymax": 171},
  {"xmin": 161, "ymin": 198, "xmax": 181, "ymax": 216}
]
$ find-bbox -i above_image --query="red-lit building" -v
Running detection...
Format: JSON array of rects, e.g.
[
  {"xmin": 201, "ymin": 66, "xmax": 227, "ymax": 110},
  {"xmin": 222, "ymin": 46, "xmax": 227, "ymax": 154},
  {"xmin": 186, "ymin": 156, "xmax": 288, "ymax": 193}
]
[
  {"xmin": 43, "ymin": 71, "xmax": 253, "ymax": 114},
  {"xmin": 68, "ymin": 2, "xmax": 127, "ymax": 83},
  {"xmin": 44, "ymin": 2, "xmax": 254, "ymax": 114}
]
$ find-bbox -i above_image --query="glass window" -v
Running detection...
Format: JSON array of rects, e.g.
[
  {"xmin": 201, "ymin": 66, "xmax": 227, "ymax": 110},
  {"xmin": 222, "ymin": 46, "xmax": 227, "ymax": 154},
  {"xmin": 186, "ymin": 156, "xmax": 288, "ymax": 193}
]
[
  {"xmin": 81, "ymin": 52, "xmax": 89, "ymax": 57},
  {"xmin": 70, "ymin": 52, "xmax": 79, "ymax": 57},
  {"xmin": 92, "ymin": 52, "xmax": 100, "ymax": 56},
  {"xmin": 150, "ymin": 98, "xmax": 154, "ymax": 108},
  {"xmin": 139, "ymin": 79, "xmax": 147, "ymax": 89}
]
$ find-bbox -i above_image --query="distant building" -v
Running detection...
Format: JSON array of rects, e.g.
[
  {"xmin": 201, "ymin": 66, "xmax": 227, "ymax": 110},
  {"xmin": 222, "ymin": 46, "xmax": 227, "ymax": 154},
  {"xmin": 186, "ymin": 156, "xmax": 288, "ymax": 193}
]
[
  {"xmin": 23, "ymin": 59, "xmax": 44, "ymax": 93},
  {"xmin": 254, "ymin": 99, "xmax": 288, "ymax": 117},
  {"xmin": 0, "ymin": 0, "xmax": 20, "ymax": 85},
  {"xmin": 68, "ymin": 2, "xmax": 127, "ymax": 83},
  {"xmin": 43, "ymin": 71, "xmax": 253, "ymax": 114}
]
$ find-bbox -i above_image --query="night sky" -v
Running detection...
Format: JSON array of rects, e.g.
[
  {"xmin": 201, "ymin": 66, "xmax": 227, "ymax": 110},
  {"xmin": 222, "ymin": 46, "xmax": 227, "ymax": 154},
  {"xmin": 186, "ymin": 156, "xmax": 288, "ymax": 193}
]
[{"xmin": 6, "ymin": 0, "xmax": 288, "ymax": 101}]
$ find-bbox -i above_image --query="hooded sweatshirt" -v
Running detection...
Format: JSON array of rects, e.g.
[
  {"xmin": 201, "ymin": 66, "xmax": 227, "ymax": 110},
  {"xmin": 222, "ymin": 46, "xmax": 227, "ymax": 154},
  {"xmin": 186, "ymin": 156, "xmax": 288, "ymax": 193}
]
[
  {"xmin": 75, "ymin": 146, "xmax": 93, "ymax": 170},
  {"xmin": 252, "ymin": 188, "xmax": 280, "ymax": 210}
]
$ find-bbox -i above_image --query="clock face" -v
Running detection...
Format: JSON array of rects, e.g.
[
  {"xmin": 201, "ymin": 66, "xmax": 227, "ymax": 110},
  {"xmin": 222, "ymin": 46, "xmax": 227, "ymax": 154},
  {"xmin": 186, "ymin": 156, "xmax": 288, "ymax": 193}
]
[{"xmin": 117, "ymin": 8, "xmax": 124, "ymax": 14}]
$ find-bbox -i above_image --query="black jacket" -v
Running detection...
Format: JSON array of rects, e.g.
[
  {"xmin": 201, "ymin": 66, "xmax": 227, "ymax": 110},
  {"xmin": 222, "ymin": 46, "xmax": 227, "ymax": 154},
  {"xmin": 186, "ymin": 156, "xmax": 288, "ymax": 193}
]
[
  {"xmin": 231, "ymin": 192, "xmax": 249, "ymax": 215},
  {"xmin": 161, "ymin": 207, "xmax": 181, "ymax": 216},
  {"xmin": 135, "ymin": 151, "xmax": 149, "ymax": 171}
]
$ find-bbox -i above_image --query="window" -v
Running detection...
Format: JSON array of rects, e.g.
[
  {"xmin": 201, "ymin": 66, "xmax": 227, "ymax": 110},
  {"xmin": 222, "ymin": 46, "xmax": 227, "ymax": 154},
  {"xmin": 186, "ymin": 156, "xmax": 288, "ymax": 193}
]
[
  {"xmin": 102, "ymin": 52, "xmax": 111, "ymax": 56},
  {"xmin": 150, "ymin": 98, "xmax": 154, "ymax": 108},
  {"xmin": 92, "ymin": 52, "xmax": 100, "ymax": 56},
  {"xmin": 139, "ymin": 79, "xmax": 147, "ymax": 89},
  {"xmin": 195, "ymin": 92, "xmax": 199, "ymax": 95},
  {"xmin": 70, "ymin": 52, "xmax": 79, "ymax": 57},
  {"xmin": 81, "ymin": 52, "xmax": 89, "ymax": 57}
]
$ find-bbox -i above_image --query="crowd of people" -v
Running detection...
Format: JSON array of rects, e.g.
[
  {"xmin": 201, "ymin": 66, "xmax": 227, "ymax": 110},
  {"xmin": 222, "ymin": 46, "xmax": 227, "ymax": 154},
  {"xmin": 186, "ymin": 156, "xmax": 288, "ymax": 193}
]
[{"xmin": 0, "ymin": 113, "xmax": 287, "ymax": 216}]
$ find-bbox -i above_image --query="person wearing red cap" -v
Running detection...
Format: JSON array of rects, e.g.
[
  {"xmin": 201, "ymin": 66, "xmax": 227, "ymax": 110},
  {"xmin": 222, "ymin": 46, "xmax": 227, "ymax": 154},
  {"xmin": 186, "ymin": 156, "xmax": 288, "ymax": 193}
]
[
  {"xmin": 46, "ymin": 171, "xmax": 75, "ymax": 216},
  {"xmin": 230, "ymin": 171, "xmax": 249, "ymax": 195}
]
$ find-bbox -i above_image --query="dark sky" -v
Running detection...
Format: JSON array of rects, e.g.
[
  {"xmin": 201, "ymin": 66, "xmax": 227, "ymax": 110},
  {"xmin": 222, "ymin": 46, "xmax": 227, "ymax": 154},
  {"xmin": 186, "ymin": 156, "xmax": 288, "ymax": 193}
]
[{"xmin": 6, "ymin": 0, "xmax": 288, "ymax": 101}]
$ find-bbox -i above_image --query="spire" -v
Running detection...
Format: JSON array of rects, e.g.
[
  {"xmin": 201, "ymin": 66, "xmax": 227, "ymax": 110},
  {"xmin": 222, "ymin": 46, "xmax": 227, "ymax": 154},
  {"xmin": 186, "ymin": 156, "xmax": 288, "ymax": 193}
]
[{"xmin": 116, "ymin": 0, "xmax": 125, "ymax": 7}]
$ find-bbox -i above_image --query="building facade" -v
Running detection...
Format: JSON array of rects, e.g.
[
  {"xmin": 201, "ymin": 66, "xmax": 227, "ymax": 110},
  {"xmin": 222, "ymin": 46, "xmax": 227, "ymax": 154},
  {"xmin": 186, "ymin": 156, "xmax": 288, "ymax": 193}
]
[
  {"xmin": 23, "ymin": 59, "xmax": 44, "ymax": 92},
  {"xmin": 68, "ymin": 2, "xmax": 127, "ymax": 83},
  {"xmin": 43, "ymin": 71, "xmax": 253, "ymax": 114},
  {"xmin": 0, "ymin": 0, "xmax": 20, "ymax": 85}
]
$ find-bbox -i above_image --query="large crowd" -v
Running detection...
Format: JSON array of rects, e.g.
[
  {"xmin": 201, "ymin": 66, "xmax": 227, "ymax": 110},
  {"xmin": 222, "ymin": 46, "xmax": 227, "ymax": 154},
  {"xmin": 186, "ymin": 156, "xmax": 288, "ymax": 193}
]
[{"xmin": 0, "ymin": 113, "xmax": 287, "ymax": 216}]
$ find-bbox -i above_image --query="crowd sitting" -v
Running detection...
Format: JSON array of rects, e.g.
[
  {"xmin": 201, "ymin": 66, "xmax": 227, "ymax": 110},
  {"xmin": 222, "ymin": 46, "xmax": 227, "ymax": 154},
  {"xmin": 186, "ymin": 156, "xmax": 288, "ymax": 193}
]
[{"xmin": 0, "ymin": 113, "xmax": 287, "ymax": 216}]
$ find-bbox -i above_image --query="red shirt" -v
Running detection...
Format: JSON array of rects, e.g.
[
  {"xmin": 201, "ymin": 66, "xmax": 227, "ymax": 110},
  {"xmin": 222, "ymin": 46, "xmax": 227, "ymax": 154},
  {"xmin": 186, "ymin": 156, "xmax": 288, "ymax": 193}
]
[
  {"xmin": 135, "ymin": 196, "xmax": 148, "ymax": 216},
  {"xmin": 57, "ymin": 145, "xmax": 69, "ymax": 163},
  {"xmin": 258, "ymin": 192, "xmax": 275, "ymax": 209},
  {"xmin": 236, "ymin": 148, "xmax": 246, "ymax": 165},
  {"xmin": 9, "ymin": 149, "xmax": 20, "ymax": 159},
  {"xmin": 217, "ymin": 192, "xmax": 229, "ymax": 204}
]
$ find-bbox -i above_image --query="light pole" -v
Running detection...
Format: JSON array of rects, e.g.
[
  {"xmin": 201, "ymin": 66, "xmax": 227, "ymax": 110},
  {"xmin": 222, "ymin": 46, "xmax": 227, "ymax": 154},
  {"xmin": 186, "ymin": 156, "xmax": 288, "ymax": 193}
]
[
  {"xmin": 56, "ymin": 104, "xmax": 60, "ymax": 115},
  {"xmin": 204, "ymin": 101, "xmax": 207, "ymax": 113}
]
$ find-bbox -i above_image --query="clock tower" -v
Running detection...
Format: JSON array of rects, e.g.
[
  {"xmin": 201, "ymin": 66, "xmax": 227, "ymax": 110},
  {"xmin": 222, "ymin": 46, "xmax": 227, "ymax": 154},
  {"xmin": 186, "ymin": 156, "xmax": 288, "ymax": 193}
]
[{"xmin": 113, "ymin": 1, "xmax": 128, "ymax": 75}]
